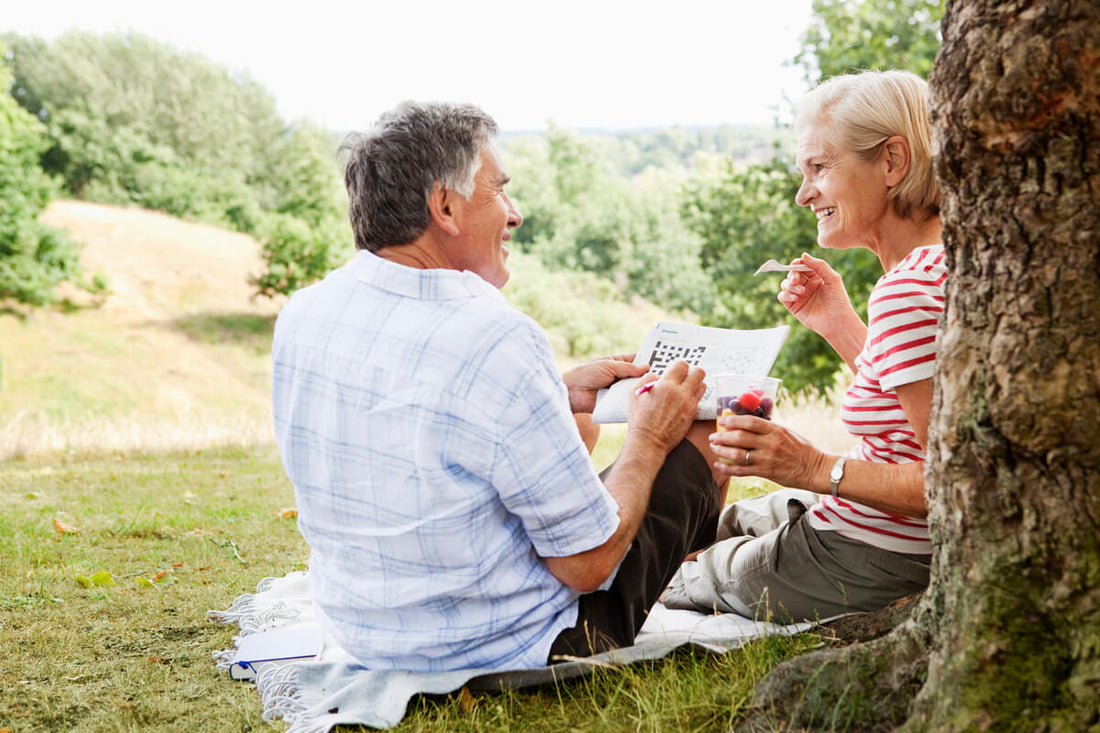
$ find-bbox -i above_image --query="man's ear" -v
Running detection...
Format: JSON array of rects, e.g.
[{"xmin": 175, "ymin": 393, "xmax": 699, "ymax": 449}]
[
  {"xmin": 428, "ymin": 183, "xmax": 461, "ymax": 237},
  {"xmin": 883, "ymin": 136, "xmax": 911, "ymax": 187}
]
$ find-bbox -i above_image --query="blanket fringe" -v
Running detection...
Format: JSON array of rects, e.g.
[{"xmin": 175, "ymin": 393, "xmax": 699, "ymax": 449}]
[
  {"xmin": 257, "ymin": 664, "xmax": 321, "ymax": 732},
  {"xmin": 208, "ymin": 575, "xmax": 308, "ymax": 671},
  {"xmin": 208, "ymin": 587, "xmax": 302, "ymax": 635}
]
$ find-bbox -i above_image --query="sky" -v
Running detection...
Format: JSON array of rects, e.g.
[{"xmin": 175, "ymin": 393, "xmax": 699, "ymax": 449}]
[{"xmin": 3, "ymin": 0, "xmax": 816, "ymax": 133}]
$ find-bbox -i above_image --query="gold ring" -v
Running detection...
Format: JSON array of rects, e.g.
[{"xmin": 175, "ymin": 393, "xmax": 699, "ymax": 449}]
[{"xmin": 744, "ymin": 450, "xmax": 752, "ymax": 466}]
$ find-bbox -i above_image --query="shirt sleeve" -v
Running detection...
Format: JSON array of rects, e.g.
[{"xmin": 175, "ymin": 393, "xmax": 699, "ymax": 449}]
[
  {"xmin": 486, "ymin": 321, "xmax": 621, "ymax": 558},
  {"xmin": 866, "ymin": 265, "xmax": 945, "ymax": 391}
]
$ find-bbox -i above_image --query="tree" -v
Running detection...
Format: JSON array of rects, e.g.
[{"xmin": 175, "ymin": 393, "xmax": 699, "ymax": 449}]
[
  {"xmin": 0, "ymin": 46, "xmax": 84, "ymax": 306},
  {"xmin": 745, "ymin": 1, "xmax": 1100, "ymax": 729},
  {"xmin": 4, "ymin": 30, "xmax": 350, "ymax": 298},
  {"xmin": 796, "ymin": 0, "xmax": 945, "ymax": 83}
]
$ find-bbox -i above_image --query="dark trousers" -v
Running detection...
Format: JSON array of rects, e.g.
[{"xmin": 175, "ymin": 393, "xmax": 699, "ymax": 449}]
[{"xmin": 547, "ymin": 439, "xmax": 722, "ymax": 661}]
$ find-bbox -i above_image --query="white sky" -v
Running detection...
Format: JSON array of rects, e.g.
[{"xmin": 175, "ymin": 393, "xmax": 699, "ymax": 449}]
[{"xmin": 3, "ymin": 0, "xmax": 815, "ymax": 132}]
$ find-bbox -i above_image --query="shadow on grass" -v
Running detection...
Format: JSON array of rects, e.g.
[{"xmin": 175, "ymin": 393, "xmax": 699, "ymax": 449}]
[{"xmin": 171, "ymin": 312, "xmax": 277, "ymax": 353}]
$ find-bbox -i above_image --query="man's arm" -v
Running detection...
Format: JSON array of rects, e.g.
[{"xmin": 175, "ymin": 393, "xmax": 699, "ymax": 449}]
[{"xmin": 544, "ymin": 361, "xmax": 705, "ymax": 592}]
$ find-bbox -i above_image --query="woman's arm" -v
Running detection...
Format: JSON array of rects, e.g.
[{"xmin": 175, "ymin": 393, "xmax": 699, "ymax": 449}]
[{"xmin": 709, "ymin": 379, "xmax": 934, "ymax": 520}]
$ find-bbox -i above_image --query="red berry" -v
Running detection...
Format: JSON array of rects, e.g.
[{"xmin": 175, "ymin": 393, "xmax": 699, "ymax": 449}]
[{"xmin": 737, "ymin": 390, "xmax": 762, "ymax": 412}]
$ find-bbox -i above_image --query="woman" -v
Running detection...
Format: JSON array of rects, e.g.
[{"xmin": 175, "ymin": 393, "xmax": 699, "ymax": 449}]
[{"xmin": 662, "ymin": 69, "xmax": 946, "ymax": 621}]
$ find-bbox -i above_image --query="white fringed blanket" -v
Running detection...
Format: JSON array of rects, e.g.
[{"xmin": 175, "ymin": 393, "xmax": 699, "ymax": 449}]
[{"xmin": 210, "ymin": 571, "xmax": 817, "ymax": 732}]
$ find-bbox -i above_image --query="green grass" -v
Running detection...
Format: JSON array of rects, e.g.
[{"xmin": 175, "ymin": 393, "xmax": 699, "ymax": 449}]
[
  {"xmin": 0, "ymin": 446, "xmax": 303, "ymax": 732},
  {"xmin": 0, "ymin": 445, "xmax": 825, "ymax": 732}
]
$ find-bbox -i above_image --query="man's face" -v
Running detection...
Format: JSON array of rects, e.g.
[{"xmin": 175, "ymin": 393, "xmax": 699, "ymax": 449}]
[{"xmin": 450, "ymin": 146, "xmax": 523, "ymax": 289}]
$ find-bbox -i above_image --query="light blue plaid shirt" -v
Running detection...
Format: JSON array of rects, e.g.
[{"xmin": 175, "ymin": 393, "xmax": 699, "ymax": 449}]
[{"xmin": 272, "ymin": 251, "xmax": 621, "ymax": 672}]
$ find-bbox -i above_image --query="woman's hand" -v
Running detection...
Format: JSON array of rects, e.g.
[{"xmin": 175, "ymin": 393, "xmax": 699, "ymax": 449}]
[
  {"xmin": 778, "ymin": 253, "xmax": 867, "ymax": 370},
  {"xmin": 778, "ymin": 253, "xmax": 855, "ymax": 332},
  {"xmin": 709, "ymin": 413, "xmax": 830, "ymax": 490},
  {"xmin": 563, "ymin": 353, "xmax": 648, "ymax": 414}
]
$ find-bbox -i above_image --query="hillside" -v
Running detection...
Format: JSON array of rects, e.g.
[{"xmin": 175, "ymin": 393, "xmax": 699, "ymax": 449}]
[
  {"xmin": 0, "ymin": 201, "xmax": 663, "ymax": 458},
  {"xmin": 0, "ymin": 201, "xmax": 285, "ymax": 457}
]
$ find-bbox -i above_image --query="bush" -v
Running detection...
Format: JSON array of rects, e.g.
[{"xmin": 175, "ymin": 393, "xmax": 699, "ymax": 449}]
[
  {"xmin": 0, "ymin": 48, "xmax": 84, "ymax": 306},
  {"xmin": 251, "ymin": 212, "xmax": 351, "ymax": 299}
]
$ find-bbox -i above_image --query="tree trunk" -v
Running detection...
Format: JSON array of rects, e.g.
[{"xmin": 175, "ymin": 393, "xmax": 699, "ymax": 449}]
[
  {"xmin": 915, "ymin": 0, "xmax": 1100, "ymax": 727},
  {"xmin": 743, "ymin": 2, "xmax": 1100, "ymax": 729}
]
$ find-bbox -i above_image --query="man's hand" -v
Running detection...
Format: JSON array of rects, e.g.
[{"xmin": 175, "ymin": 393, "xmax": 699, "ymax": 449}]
[
  {"xmin": 544, "ymin": 360, "xmax": 707, "ymax": 593},
  {"xmin": 625, "ymin": 361, "xmax": 706, "ymax": 455},
  {"xmin": 563, "ymin": 353, "xmax": 649, "ymax": 414}
]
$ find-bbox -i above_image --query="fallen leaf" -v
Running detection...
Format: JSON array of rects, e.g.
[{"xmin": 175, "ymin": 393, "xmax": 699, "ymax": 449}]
[
  {"xmin": 276, "ymin": 507, "xmax": 298, "ymax": 520},
  {"xmin": 457, "ymin": 687, "xmax": 477, "ymax": 714},
  {"xmin": 136, "ymin": 578, "xmax": 155, "ymax": 588},
  {"xmin": 53, "ymin": 517, "xmax": 80, "ymax": 534},
  {"xmin": 90, "ymin": 570, "xmax": 114, "ymax": 587},
  {"xmin": 74, "ymin": 575, "xmax": 93, "ymax": 589},
  {"xmin": 172, "ymin": 561, "xmax": 184, "ymax": 568},
  {"xmin": 153, "ymin": 570, "xmax": 169, "ymax": 581}
]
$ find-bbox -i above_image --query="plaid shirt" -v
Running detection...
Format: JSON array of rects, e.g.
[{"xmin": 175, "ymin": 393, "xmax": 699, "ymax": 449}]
[{"xmin": 272, "ymin": 251, "xmax": 620, "ymax": 672}]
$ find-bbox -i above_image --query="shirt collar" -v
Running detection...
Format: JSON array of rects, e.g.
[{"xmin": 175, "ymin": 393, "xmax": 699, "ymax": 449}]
[{"xmin": 351, "ymin": 249, "xmax": 505, "ymax": 302}]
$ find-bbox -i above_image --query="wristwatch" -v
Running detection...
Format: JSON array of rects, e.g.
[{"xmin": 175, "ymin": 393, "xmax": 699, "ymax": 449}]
[{"xmin": 829, "ymin": 456, "xmax": 847, "ymax": 498}]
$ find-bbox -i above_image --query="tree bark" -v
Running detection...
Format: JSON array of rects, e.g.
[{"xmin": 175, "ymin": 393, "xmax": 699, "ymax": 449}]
[
  {"xmin": 742, "ymin": 1, "xmax": 1100, "ymax": 730},
  {"xmin": 915, "ymin": 0, "xmax": 1100, "ymax": 728}
]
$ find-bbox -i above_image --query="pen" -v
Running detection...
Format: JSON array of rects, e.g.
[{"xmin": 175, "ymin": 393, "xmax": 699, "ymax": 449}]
[{"xmin": 634, "ymin": 382, "xmax": 656, "ymax": 396}]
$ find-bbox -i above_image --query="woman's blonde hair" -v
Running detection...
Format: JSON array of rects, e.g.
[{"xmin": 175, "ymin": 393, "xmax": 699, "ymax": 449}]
[{"xmin": 795, "ymin": 69, "xmax": 940, "ymax": 219}]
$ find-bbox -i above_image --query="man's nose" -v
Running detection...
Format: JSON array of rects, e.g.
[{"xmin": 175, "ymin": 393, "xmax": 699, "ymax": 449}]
[{"xmin": 506, "ymin": 195, "xmax": 523, "ymax": 228}]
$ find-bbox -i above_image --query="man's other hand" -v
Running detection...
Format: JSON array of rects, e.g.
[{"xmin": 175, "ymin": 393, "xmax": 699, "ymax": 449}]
[{"xmin": 563, "ymin": 353, "xmax": 649, "ymax": 414}]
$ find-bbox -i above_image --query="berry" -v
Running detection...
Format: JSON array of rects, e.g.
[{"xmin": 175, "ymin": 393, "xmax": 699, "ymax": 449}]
[
  {"xmin": 759, "ymin": 397, "xmax": 774, "ymax": 419},
  {"xmin": 736, "ymin": 389, "xmax": 762, "ymax": 412}
]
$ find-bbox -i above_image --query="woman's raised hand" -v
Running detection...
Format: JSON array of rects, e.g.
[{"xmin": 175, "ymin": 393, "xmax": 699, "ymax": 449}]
[{"xmin": 777, "ymin": 252, "xmax": 858, "ymax": 340}]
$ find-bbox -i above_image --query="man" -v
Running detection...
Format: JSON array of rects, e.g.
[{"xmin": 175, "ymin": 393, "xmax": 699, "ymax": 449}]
[{"xmin": 272, "ymin": 101, "xmax": 727, "ymax": 673}]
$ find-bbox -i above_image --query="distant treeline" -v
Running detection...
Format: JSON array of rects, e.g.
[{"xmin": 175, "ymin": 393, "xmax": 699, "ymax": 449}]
[{"xmin": 0, "ymin": 0, "xmax": 943, "ymax": 391}]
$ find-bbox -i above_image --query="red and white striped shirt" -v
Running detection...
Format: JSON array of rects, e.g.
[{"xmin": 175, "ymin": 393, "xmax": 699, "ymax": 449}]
[{"xmin": 807, "ymin": 245, "xmax": 946, "ymax": 554}]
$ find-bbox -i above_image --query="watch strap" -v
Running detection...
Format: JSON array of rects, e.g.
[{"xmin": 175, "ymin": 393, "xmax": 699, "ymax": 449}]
[{"xmin": 829, "ymin": 456, "xmax": 847, "ymax": 498}]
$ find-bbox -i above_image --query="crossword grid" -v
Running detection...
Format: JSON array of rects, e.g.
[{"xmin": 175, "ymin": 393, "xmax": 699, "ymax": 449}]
[{"xmin": 648, "ymin": 341, "xmax": 707, "ymax": 373}]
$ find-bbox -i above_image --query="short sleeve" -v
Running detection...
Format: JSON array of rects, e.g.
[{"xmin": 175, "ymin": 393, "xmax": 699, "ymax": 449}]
[
  {"xmin": 487, "ymin": 322, "xmax": 620, "ymax": 558},
  {"xmin": 866, "ymin": 264, "xmax": 945, "ymax": 391}
]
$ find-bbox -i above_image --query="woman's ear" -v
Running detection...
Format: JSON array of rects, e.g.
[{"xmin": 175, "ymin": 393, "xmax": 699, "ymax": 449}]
[
  {"xmin": 883, "ymin": 136, "xmax": 911, "ymax": 187},
  {"xmin": 428, "ymin": 183, "xmax": 461, "ymax": 236}
]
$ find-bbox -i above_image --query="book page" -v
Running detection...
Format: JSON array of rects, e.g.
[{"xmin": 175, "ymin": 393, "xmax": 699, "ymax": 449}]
[{"xmin": 591, "ymin": 321, "xmax": 790, "ymax": 424}]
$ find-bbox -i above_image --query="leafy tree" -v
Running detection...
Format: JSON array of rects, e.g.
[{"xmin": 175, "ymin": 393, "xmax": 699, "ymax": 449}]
[
  {"xmin": 504, "ymin": 126, "xmax": 710, "ymax": 316},
  {"xmin": 0, "ymin": 47, "xmax": 84, "ymax": 306},
  {"xmin": 796, "ymin": 0, "xmax": 945, "ymax": 83},
  {"xmin": 3, "ymin": 30, "xmax": 349, "ymax": 298}
]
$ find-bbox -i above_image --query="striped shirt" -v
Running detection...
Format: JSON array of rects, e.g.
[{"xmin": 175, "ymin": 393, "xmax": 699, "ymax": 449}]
[
  {"xmin": 272, "ymin": 250, "xmax": 621, "ymax": 672},
  {"xmin": 807, "ymin": 245, "xmax": 946, "ymax": 554}
]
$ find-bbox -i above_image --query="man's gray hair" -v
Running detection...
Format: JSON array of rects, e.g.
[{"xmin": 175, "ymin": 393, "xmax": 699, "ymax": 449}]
[{"xmin": 340, "ymin": 101, "xmax": 499, "ymax": 252}]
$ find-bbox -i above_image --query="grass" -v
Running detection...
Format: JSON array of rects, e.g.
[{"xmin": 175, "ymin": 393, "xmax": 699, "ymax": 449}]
[
  {"xmin": 0, "ymin": 445, "xmax": 303, "ymax": 731},
  {"xmin": 0, "ymin": 444, "xmax": 831, "ymax": 732}
]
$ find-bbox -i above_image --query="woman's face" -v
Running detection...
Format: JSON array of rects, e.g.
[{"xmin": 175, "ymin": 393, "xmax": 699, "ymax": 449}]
[{"xmin": 795, "ymin": 123, "xmax": 891, "ymax": 250}]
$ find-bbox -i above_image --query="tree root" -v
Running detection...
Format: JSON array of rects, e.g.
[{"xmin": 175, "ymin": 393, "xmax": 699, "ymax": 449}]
[{"xmin": 735, "ymin": 596, "xmax": 931, "ymax": 732}]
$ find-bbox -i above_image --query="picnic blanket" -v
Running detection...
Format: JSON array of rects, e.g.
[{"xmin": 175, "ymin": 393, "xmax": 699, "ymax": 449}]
[{"xmin": 210, "ymin": 571, "xmax": 818, "ymax": 732}]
